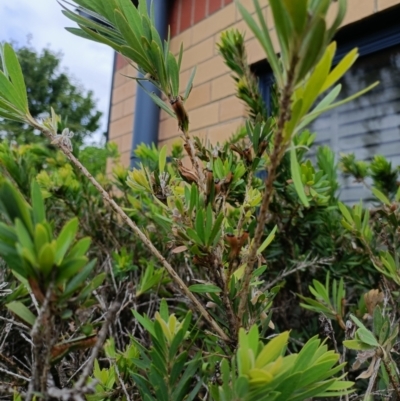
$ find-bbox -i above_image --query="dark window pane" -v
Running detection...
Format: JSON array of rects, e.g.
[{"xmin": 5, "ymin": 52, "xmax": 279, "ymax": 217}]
[{"xmin": 310, "ymin": 45, "xmax": 400, "ymax": 202}]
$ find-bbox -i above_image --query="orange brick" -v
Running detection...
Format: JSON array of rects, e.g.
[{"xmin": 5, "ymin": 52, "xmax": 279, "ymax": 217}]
[
  {"xmin": 234, "ymin": 0, "xmax": 269, "ymax": 21},
  {"xmin": 190, "ymin": 127, "xmax": 209, "ymax": 142},
  {"xmin": 246, "ymin": 36, "xmax": 265, "ymax": 64},
  {"xmin": 122, "ymin": 96, "xmax": 135, "ymax": 117},
  {"xmin": 114, "ymin": 71, "xmax": 127, "ymax": 89},
  {"xmin": 181, "ymin": 37, "xmax": 215, "ymax": 72},
  {"xmin": 109, "ymin": 114, "xmax": 133, "ymax": 139},
  {"xmin": 170, "ymin": 28, "xmax": 193, "ymax": 55},
  {"xmin": 191, "ymin": 3, "xmax": 236, "ymax": 46},
  {"xmin": 343, "ymin": 0, "xmax": 374, "ymax": 25},
  {"xmin": 196, "ymin": 55, "xmax": 230, "ymax": 85},
  {"xmin": 189, "ymin": 102, "xmax": 220, "ymax": 130},
  {"xmin": 120, "ymin": 151, "xmax": 131, "ymax": 168},
  {"xmin": 219, "ymin": 96, "xmax": 246, "ymax": 122},
  {"xmin": 264, "ymin": 5, "xmax": 274, "ymax": 29},
  {"xmin": 235, "ymin": 0, "xmax": 257, "ymax": 17},
  {"xmin": 112, "ymin": 80, "xmax": 136, "ymax": 104},
  {"xmin": 159, "ymin": 116, "xmax": 181, "ymax": 141},
  {"xmin": 378, "ymin": 0, "xmax": 400, "ymax": 9},
  {"xmin": 114, "ymin": 64, "xmax": 136, "ymax": 88},
  {"xmin": 110, "ymin": 102, "xmax": 124, "ymax": 122},
  {"xmin": 185, "ymin": 82, "xmax": 211, "ymax": 111},
  {"xmin": 211, "ymin": 74, "xmax": 236, "ymax": 101},
  {"xmin": 269, "ymin": 29, "xmax": 279, "ymax": 53},
  {"xmin": 120, "ymin": 133, "xmax": 133, "ymax": 153},
  {"xmin": 178, "ymin": 69, "xmax": 192, "ymax": 95},
  {"xmin": 207, "ymin": 118, "xmax": 244, "ymax": 144},
  {"xmin": 160, "ymin": 105, "xmax": 175, "ymax": 121}
]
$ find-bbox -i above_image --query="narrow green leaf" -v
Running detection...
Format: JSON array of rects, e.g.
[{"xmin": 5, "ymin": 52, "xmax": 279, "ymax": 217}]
[
  {"xmin": 158, "ymin": 145, "xmax": 167, "ymax": 173},
  {"xmin": 137, "ymin": 81, "xmax": 176, "ymax": 118},
  {"xmin": 141, "ymin": 16, "xmax": 153, "ymax": 43},
  {"xmin": 189, "ymin": 183, "xmax": 197, "ymax": 214},
  {"xmin": 177, "ymin": 42, "xmax": 183, "ymax": 71},
  {"xmin": 61, "ymin": 8, "xmax": 123, "ymax": 44},
  {"xmin": 38, "ymin": 243, "xmax": 56, "ymax": 276},
  {"xmin": 31, "ymin": 181, "xmax": 45, "ymax": 225},
  {"xmin": 167, "ymin": 51, "xmax": 180, "ymax": 97},
  {"xmin": 188, "ymin": 284, "xmax": 222, "ymax": 293},
  {"xmin": 290, "ymin": 145, "xmax": 310, "ymax": 207},
  {"xmin": 204, "ymin": 204, "xmax": 213, "ymax": 246},
  {"xmin": 15, "ymin": 219, "xmax": 35, "ymax": 257},
  {"xmin": 0, "ymin": 70, "xmax": 25, "ymax": 112},
  {"xmin": 237, "ymin": 0, "xmax": 281, "ymax": 86},
  {"xmin": 301, "ymin": 42, "xmax": 335, "ymax": 116},
  {"xmin": 78, "ymin": 25, "xmax": 123, "ymax": 51},
  {"xmin": 117, "ymin": 0, "xmax": 144, "ymax": 40},
  {"xmin": 64, "ymin": 259, "xmax": 96, "ymax": 295},
  {"xmin": 295, "ymin": 84, "xmax": 341, "ymax": 133},
  {"xmin": 114, "ymin": 10, "xmax": 147, "ymax": 55},
  {"xmin": 120, "ymin": 47, "xmax": 154, "ymax": 77},
  {"xmin": 297, "ymin": 16, "xmax": 326, "ymax": 83},
  {"xmin": 195, "ymin": 208, "xmax": 205, "ymax": 244},
  {"xmin": 208, "ymin": 212, "xmax": 224, "ymax": 247},
  {"xmin": 321, "ymin": 48, "xmax": 358, "ymax": 93},
  {"xmin": 0, "ymin": 107, "xmax": 25, "ymax": 122},
  {"xmin": 3, "ymin": 44, "xmax": 28, "ymax": 111},
  {"xmin": 298, "ymin": 82, "xmax": 379, "ymax": 133},
  {"xmin": 65, "ymin": 237, "xmax": 91, "ymax": 259},
  {"xmin": 343, "ymin": 339, "xmax": 375, "ymax": 351},
  {"xmin": 55, "ymin": 218, "xmax": 79, "ymax": 265},
  {"xmin": 132, "ymin": 310, "xmax": 156, "ymax": 337},
  {"xmin": 257, "ymin": 225, "xmax": 277, "ymax": 254},
  {"xmin": 6, "ymin": 301, "xmax": 36, "ymax": 326},
  {"xmin": 57, "ymin": 256, "xmax": 88, "ymax": 282},
  {"xmin": 281, "ymin": 0, "xmax": 307, "ymax": 34},
  {"xmin": 371, "ymin": 187, "xmax": 391, "ymax": 206},
  {"xmin": 268, "ymin": 0, "xmax": 293, "ymax": 68},
  {"xmin": 183, "ymin": 66, "xmax": 196, "ymax": 102},
  {"xmin": 312, "ymin": 279, "xmax": 330, "ymax": 306}
]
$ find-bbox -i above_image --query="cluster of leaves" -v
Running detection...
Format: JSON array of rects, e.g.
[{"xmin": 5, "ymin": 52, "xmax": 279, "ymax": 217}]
[
  {"xmin": 1, "ymin": 0, "xmax": 400, "ymax": 400},
  {"xmin": 0, "ymin": 44, "xmax": 102, "ymax": 145},
  {"xmin": 213, "ymin": 326, "xmax": 352, "ymax": 401}
]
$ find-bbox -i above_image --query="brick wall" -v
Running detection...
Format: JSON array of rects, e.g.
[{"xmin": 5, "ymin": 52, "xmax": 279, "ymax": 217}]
[
  {"xmin": 107, "ymin": 62, "xmax": 136, "ymax": 171},
  {"xmin": 108, "ymin": 0, "xmax": 400, "ymax": 167}
]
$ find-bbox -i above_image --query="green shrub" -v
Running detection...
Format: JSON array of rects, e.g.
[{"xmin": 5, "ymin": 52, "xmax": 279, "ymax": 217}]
[{"xmin": 0, "ymin": 0, "xmax": 399, "ymax": 400}]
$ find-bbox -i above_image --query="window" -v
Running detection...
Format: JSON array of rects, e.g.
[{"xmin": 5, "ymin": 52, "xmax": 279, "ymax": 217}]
[{"xmin": 256, "ymin": 6, "xmax": 400, "ymax": 202}]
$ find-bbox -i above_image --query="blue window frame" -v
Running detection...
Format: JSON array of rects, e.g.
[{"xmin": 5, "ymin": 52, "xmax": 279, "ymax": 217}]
[{"xmin": 256, "ymin": 5, "xmax": 400, "ymax": 202}]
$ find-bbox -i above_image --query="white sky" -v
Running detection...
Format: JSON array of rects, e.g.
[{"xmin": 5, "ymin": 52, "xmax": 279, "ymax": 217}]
[{"xmin": 0, "ymin": 0, "xmax": 114, "ymax": 144}]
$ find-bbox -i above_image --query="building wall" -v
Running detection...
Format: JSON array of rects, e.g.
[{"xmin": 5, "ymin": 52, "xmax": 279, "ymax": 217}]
[{"xmin": 107, "ymin": 0, "xmax": 400, "ymax": 167}]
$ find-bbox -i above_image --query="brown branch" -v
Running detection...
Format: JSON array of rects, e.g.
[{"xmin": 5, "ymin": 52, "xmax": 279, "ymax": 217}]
[
  {"xmin": 29, "ymin": 120, "xmax": 230, "ymax": 344},
  {"xmin": 25, "ymin": 281, "xmax": 56, "ymax": 401},
  {"xmin": 263, "ymin": 255, "xmax": 334, "ymax": 291},
  {"xmin": 364, "ymin": 357, "xmax": 381, "ymax": 400},
  {"xmin": 236, "ymin": 57, "xmax": 299, "ymax": 328},
  {"xmin": 0, "ymin": 366, "xmax": 30, "ymax": 382},
  {"xmin": 236, "ymin": 170, "xmax": 254, "ymax": 235},
  {"xmin": 382, "ymin": 357, "xmax": 400, "ymax": 400},
  {"xmin": 75, "ymin": 302, "xmax": 119, "ymax": 389}
]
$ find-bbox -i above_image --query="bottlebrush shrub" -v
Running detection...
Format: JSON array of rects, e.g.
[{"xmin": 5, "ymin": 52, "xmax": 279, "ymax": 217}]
[{"xmin": 0, "ymin": 0, "xmax": 399, "ymax": 400}]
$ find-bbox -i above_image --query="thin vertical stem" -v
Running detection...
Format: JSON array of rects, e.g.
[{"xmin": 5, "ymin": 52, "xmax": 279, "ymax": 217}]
[{"xmin": 236, "ymin": 56, "xmax": 299, "ymax": 328}]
